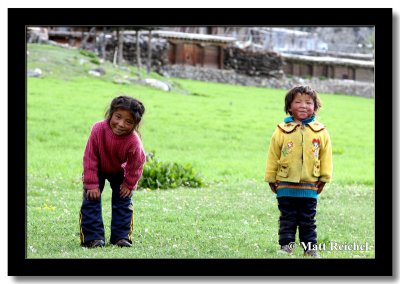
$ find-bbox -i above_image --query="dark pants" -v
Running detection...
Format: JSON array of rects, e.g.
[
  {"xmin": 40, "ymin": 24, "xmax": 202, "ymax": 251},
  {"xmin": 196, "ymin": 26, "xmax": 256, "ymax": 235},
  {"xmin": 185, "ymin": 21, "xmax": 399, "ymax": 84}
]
[
  {"xmin": 277, "ymin": 197, "xmax": 317, "ymax": 249},
  {"xmin": 79, "ymin": 171, "xmax": 134, "ymax": 245}
]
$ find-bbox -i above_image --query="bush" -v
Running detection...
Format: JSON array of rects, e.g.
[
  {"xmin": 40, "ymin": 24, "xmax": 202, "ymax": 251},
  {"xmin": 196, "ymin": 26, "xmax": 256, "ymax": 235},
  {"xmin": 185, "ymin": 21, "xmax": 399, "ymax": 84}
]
[
  {"xmin": 90, "ymin": 58, "xmax": 100, "ymax": 65},
  {"xmin": 79, "ymin": 49, "xmax": 97, "ymax": 58},
  {"xmin": 139, "ymin": 152, "xmax": 205, "ymax": 190}
]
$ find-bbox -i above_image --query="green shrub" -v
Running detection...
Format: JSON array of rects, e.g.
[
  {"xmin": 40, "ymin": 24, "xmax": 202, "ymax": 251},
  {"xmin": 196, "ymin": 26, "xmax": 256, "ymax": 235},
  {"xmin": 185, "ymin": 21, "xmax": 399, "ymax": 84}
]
[
  {"xmin": 90, "ymin": 58, "xmax": 100, "ymax": 65},
  {"xmin": 139, "ymin": 152, "xmax": 205, "ymax": 189},
  {"xmin": 79, "ymin": 49, "xmax": 97, "ymax": 58}
]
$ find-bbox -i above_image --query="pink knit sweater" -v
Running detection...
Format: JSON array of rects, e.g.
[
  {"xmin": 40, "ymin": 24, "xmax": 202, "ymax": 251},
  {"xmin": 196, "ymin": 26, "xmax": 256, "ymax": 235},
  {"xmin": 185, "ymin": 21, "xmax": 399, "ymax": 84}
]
[{"xmin": 83, "ymin": 120, "xmax": 146, "ymax": 191}]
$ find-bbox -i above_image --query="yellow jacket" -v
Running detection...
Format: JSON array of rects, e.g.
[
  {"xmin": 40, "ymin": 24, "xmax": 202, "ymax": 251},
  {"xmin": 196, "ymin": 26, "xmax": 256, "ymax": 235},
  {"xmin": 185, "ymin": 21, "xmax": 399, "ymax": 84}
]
[{"xmin": 265, "ymin": 118, "xmax": 333, "ymax": 183}]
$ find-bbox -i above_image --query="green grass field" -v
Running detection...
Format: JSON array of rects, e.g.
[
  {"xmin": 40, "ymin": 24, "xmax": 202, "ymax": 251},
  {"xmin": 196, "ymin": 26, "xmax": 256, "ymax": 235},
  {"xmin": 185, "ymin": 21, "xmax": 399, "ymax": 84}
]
[{"xmin": 26, "ymin": 44, "xmax": 375, "ymax": 258}]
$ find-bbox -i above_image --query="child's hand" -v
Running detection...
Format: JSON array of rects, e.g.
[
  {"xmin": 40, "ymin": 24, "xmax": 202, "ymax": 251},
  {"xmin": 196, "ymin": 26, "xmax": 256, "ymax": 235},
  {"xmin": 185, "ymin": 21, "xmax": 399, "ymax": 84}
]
[
  {"xmin": 120, "ymin": 183, "xmax": 133, "ymax": 198},
  {"xmin": 269, "ymin": 182, "xmax": 278, "ymax": 193},
  {"xmin": 86, "ymin": 188, "xmax": 101, "ymax": 201},
  {"xmin": 316, "ymin": 181, "xmax": 326, "ymax": 194}
]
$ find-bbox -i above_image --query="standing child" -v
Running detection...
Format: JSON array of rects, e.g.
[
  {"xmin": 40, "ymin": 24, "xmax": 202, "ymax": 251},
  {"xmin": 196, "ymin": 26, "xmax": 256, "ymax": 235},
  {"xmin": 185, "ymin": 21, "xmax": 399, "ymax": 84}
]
[
  {"xmin": 80, "ymin": 95, "xmax": 146, "ymax": 248},
  {"xmin": 265, "ymin": 85, "xmax": 332, "ymax": 257}
]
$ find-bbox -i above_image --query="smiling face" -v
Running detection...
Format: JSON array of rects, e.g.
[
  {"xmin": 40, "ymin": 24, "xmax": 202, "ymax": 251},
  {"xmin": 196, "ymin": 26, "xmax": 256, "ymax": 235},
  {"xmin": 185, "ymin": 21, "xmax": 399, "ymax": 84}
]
[
  {"xmin": 109, "ymin": 109, "xmax": 135, "ymax": 136},
  {"xmin": 289, "ymin": 93, "xmax": 315, "ymax": 123}
]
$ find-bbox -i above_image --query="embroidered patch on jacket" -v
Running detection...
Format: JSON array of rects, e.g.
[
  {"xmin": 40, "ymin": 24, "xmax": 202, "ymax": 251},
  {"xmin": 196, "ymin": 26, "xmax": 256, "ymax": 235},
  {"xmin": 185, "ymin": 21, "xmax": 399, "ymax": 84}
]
[
  {"xmin": 282, "ymin": 141, "xmax": 294, "ymax": 157},
  {"xmin": 312, "ymin": 138, "xmax": 320, "ymax": 158}
]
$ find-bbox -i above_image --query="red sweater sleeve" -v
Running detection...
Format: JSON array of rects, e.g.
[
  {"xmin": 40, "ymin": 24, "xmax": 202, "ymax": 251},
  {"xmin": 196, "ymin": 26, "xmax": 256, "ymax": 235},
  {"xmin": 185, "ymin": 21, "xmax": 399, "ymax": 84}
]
[
  {"xmin": 122, "ymin": 142, "xmax": 146, "ymax": 191},
  {"xmin": 82, "ymin": 124, "xmax": 100, "ymax": 190}
]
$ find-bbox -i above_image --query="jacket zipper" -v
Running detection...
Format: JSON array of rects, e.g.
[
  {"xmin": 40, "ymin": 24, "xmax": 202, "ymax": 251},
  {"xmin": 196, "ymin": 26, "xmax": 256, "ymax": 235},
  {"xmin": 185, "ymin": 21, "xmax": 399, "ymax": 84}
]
[{"xmin": 300, "ymin": 125, "xmax": 305, "ymax": 182}]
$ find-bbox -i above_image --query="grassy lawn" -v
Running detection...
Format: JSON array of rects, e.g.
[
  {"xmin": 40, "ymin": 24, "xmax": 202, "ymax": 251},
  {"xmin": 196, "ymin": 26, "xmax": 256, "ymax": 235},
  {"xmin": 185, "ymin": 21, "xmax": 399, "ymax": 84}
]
[
  {"xmin": 26, "ymin": 44, "xmax": 375, "ymax": 258},
  {"xmin": 27, "ymin": 180, "xmax": 373, "ymax": 258}
]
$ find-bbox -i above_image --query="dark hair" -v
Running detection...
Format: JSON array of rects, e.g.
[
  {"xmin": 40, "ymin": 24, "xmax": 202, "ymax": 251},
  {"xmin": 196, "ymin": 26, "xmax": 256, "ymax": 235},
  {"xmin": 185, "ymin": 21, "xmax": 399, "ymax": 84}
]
[
  {"xmin": 284, "ymin": 85, "xmax": 322, "ymax": 115},
  {"xmin": 105, "ymin": 95, "xmax": 145, "ymax": 133}
]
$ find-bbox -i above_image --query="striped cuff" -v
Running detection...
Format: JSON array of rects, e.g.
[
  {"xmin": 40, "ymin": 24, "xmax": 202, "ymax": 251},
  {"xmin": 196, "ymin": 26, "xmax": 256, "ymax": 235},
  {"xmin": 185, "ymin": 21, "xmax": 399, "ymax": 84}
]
[{"xmin": 276, "ymin": 181, "xmax": 318, "ymax": 199}]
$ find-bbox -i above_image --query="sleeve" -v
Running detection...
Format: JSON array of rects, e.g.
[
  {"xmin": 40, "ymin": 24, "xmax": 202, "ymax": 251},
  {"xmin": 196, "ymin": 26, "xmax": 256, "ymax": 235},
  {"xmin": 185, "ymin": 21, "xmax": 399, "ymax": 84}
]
[
  {"xmin": 319, "ymin": 129, "xmax": 333, "ymax": 183},
  {"xmin": 265, "ymin": 128, "xmax": 282, "ymax": 183},
  {"xmin": 82, "ymin": 124, "xmax": 100, "ymax": 190},
  {"xmin": 122, "ymin": 141, "xmax": 146, "ymax": 191}
]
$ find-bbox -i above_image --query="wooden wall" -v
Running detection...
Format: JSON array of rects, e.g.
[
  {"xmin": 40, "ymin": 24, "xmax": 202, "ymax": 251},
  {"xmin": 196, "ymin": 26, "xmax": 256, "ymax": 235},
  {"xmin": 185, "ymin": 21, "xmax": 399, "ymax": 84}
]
[
  {"xmin": 168, "ymin": 41, "xmax": 224, "ymax": 69},
  {"xmin": 283, "ymin": 60, "xmax": 373, "ymax": 82}
]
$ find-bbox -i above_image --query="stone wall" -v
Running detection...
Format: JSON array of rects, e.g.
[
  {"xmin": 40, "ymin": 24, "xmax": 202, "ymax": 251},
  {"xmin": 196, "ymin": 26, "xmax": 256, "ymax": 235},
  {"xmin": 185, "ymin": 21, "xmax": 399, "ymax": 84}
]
[
  {"xmin": 161, "ymin": 64, "xmax": 374, "ymax": 98},
  {"xmin": 104, "ymin": 35, "xmax": 170, "ymax": 73},
  {"xmin": 104, "ymin": 37, "xmax": 285, "ymax": 79},
  {"xmin": 103, "ymin": 37, "xmax": 374, "ymax": 97},
  {"xmin": 223, "ymin": 47, "xmax": 284, "ymax": 78}
]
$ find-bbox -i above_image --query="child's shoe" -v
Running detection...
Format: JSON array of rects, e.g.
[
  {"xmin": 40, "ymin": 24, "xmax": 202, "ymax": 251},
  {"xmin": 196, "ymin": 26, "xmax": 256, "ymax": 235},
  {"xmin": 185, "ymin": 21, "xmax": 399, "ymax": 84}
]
[
  {"xmin": 304, "ymin": 249, "xmax": 320, "ymax": 258},
  {"xmin": 114, "ymin": 239, "xmax": 132, "ymax": 247},
  {"xmin": 82, "ymin": 239, "xmax": 105, "ymax": 248},
  {"xmin": 277, "ymin": 244, "xmax": 293, "ymax": 254}
]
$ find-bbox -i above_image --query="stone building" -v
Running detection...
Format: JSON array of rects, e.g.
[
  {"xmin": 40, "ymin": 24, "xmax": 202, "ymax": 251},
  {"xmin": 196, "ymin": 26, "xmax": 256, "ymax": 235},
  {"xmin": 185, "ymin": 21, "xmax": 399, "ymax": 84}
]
[{"xmin": 281, "ymin": 53, "xmax": 374, "ymax": 82}]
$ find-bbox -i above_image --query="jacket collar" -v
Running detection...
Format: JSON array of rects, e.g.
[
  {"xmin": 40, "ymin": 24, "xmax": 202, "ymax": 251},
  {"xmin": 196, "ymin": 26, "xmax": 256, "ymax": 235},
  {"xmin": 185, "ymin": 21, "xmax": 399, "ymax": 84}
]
[
  {"xmin": 284, "ymin": 115, "xmax": 316, "ymax": 125},
  {"xmin": 279, "ymin": 115, "xmax": 325, "ymax": 133}
]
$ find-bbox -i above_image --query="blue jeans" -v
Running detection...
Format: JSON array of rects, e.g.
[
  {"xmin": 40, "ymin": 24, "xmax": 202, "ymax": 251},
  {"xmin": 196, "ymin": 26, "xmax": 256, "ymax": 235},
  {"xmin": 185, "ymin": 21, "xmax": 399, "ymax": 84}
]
[
  {"xmin": 79, "ymin": 171, "xmax": 134, "ymax": 245},
  {"xmin": 277, "ymin": 197, "xmax": 317, "ymax": 249}
]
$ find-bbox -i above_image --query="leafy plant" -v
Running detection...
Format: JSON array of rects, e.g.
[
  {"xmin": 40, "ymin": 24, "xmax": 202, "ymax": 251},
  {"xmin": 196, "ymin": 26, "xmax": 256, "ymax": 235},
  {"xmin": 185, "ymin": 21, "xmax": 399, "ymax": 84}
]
[
  {"xmin": 79, "ymin": 49, "xmax": 98, "ymax": 58},
  {"xmin": 89, "ymin": 58, "xmax": 100, "ymax": 65},
  {"xmin": 139, "ymin": 152, "xmax": 204, "ymax": 189}
]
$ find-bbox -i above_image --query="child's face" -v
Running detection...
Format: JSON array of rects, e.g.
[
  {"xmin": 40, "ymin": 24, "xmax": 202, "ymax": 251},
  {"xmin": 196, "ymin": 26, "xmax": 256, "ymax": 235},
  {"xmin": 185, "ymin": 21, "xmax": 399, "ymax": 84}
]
[
  {"xmin": 109, "ymin": 109, "xmax": 135, "ymax": 136},
  {"xmin": 289, "ymin": 93, "xmax": 315, "ymax": 122}
]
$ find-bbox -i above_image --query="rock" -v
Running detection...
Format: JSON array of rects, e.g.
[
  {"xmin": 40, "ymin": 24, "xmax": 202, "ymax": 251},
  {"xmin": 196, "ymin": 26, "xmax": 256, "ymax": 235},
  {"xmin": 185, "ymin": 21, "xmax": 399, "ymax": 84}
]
[
  {"xmin": 88, "ymin": 70, "xmax": 102, "ymax": 76},
  {"xmin": 113, "ymin": 78, "xmax": 129, "ymax": 85},
  {"xmin": 143, "ymin": 78, "xmax": 170, "ymax": 91},
  {"xmin": 27, "ymin": 68, "xmax": 42, "ymax": 77},
  {"xmin": 88, "ymin": 68, "xmax": 106, "ymax": 76},
  {"xmin": 119, "ymin": 66, "xmax": 131, "ymax": 72}
]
